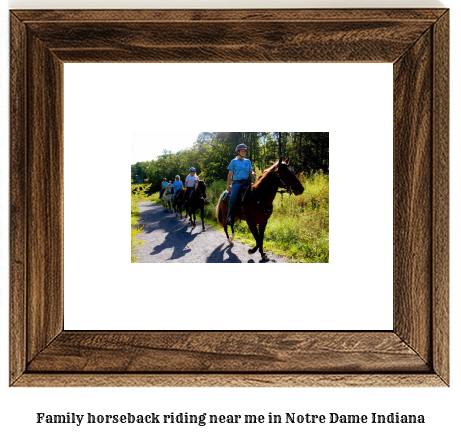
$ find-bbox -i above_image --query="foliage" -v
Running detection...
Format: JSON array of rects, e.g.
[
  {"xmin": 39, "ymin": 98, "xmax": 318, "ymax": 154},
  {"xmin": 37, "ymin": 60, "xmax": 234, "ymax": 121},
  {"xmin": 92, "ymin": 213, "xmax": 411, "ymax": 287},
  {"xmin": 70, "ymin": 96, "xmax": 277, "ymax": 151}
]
[
  {"xmin": 131, "ymin": 182, "xmax": 151, "ymax": 262},
  {"xmin": 250, "ymin": 171, "xmax": 329, "ymax": 263},
  {"xmin": 226, "ymin": 172, "xmax": 329, "ymax": 263},
  {"xmin": 131, "ymin": 132, "xmax": 329, "ymax": 191}
]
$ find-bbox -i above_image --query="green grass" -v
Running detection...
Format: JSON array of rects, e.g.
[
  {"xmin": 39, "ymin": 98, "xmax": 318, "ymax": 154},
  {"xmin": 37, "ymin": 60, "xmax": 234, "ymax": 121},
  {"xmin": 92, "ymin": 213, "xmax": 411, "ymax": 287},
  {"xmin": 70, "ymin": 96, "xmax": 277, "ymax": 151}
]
[
  {"xmin": 151, "ymin": 191, "xmax": 162, "ymax": 206},
  {"xmin": 212, "ymin": 173, "xmax": 329, "ymax": 263},
  {"xmin": 148, "ymin": 174, "xmax": 329, "ymax": 263},
  {"xmin": 131, "ymin": 183, "xmax": 151, "ymax": 262}
]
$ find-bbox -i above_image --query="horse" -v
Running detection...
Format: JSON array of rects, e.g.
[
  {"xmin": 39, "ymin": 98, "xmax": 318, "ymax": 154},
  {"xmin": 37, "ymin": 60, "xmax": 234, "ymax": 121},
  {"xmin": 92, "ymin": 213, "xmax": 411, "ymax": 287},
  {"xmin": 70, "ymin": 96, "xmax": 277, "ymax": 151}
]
[
  {"xmin": 216, "ymin": 156, "xmax": 304, "ymax": 261},
  {"xmin": 162, "ymin": 183, "xmax": 174, "ymax": 213},
  {"xmin": 185, "ymin": 180, "xmax": 207, "ymax": 231},
  {"xmin": 173, "ymin": 189, "xmax": 187, "ymax": 218}
]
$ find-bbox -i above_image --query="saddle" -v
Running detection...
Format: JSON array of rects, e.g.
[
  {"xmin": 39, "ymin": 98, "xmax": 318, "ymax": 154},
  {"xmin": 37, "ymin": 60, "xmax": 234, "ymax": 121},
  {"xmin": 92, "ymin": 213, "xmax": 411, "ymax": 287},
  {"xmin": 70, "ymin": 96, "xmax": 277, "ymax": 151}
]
[
  {"xmin": 240, "ymin": 181, "xmax": 251, "ymax": 202},
  {"xmin": 241, "ymin": 181, "xmax": 260, "ymax": 205},
  {"xmin": 221, "ymin": 181, "xmax": 250, "ymax": 203}
]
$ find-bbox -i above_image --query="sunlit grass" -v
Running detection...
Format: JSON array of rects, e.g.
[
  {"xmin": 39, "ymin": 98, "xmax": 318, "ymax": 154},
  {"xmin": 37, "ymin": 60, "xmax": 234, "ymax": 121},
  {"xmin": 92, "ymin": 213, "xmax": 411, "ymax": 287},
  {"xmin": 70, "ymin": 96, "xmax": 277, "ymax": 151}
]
[
  {"xmin": 131, "ymin": 183, "xmax": 151, "ymax": 262},
  {"xmin": 205, "ymin": 173, "xmax": 329, "ymax": 262}
]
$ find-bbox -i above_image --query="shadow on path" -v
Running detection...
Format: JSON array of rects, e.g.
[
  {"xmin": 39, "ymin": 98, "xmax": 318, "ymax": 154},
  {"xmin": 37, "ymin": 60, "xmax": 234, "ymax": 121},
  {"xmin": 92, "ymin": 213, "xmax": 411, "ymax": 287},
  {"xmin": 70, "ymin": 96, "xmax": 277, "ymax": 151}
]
[
  {"xmin": 150, "ymin": 226, "xmax": 199, "ymax": 260},
  {"xmin": 135, "ymin": 202, "xmax": 286, "ymax": 263},
  {"xmin": 139, "ymin": 202, "xmax": 204, "ymax": 262},
  {"xmin": 206, "ymin": 243, "xmax": 242, "ymax": 263}
]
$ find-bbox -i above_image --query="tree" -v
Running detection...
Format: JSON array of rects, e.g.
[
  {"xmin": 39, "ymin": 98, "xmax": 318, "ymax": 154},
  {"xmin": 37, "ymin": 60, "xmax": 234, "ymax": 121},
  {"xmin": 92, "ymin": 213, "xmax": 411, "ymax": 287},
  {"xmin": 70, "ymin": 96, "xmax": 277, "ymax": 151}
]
[{"xmin": 131, "ymin": 132, "xmax": 329, "ymax": 192}]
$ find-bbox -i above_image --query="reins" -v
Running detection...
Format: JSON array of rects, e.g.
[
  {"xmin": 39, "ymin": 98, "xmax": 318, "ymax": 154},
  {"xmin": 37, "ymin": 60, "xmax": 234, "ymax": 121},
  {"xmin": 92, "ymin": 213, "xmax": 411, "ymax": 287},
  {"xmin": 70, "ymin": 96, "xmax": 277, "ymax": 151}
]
[
  {"xmin": 251, "ymin": 169, "xmax": 293, "ymax": 206},
  {"xmin": 276, "ymin": 172, "xmax": 293, "ymax": 196},
  {"xmin": 192, "ymin": 183, "xmax": 207, "ymax": 202}
]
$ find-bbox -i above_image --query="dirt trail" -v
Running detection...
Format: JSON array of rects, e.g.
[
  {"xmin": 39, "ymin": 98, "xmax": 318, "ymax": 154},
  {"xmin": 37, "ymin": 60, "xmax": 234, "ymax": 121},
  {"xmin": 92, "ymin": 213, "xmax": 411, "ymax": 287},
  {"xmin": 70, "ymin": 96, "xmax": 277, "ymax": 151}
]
[{"xmin": 133, "ymin": 202, "xmax": 287, "ymax": 263}]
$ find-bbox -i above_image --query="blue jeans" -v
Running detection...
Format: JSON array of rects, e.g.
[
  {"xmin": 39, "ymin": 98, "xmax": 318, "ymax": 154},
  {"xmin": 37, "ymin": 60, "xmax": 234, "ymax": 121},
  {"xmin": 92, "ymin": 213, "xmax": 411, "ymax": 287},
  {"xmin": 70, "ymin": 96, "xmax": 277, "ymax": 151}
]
[{"xmin": 227, "ymin": 179, "xmax": 246, "ymax": 220}]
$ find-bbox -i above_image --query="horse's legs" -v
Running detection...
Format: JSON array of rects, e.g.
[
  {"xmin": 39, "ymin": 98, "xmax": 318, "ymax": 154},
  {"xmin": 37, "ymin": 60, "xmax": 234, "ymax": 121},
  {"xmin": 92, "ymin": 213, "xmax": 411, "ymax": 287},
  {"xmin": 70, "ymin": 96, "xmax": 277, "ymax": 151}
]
[
  {"xmin": 189, "ymin": 205, "xmax": 196, "ymax": 228},
  {"xmin": 200, "ymin": 205, "xmax": 206, "ymax": 231},
  {"xmin": 247, "ymin": 222, "xmax": 260, "ymax": 255},
  {"xmin": 258, "ymin": 223, "xmax": 269, "ymax": 261},
  {"xmin": 224, "ymin": 222, "xmax": 235, "ymax": 246},
  {"xmin": 226, "ymin": 218, "xmax": 235, "ymax": 242},
  {"xmin": 223, "ymin": 222, "xmax": 230, "ymax": 242}
]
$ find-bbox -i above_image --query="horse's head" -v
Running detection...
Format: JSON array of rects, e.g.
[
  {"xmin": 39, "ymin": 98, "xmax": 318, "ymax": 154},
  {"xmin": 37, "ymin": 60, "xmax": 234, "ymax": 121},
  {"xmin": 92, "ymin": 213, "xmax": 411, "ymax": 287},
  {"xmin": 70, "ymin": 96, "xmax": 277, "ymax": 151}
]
[
  {"xmin": 197, "ymin": 179, "xmax": 207, "ymax": 199},
  {"xmin": 275, "ymin": 156, "xmax": 304, "ymax": 195}
]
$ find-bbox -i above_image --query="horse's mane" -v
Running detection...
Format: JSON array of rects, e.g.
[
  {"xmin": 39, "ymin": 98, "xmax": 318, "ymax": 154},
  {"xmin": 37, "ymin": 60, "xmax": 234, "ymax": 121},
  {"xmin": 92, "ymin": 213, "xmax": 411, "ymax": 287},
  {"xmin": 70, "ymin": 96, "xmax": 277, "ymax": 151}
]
[{"xmin": 252, "ymin": 162, "xmax": 278, "ymax": 190}]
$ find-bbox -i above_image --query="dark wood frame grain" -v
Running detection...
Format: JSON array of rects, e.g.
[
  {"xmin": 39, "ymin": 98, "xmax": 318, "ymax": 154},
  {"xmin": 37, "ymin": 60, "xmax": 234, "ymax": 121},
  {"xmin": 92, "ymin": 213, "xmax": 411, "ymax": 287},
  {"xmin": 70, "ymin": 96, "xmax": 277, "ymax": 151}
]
[{"xmin": 10, "ymin": 9, "xmax": 449, "ymax": 387}]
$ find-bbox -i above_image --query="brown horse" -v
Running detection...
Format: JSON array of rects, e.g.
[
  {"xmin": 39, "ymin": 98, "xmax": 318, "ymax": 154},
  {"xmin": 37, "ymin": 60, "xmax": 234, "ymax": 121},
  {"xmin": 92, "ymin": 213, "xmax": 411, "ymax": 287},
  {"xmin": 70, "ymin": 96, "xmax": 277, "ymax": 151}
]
[{"xmin": 216, "ymin": 157, "xmax": 304, "ymax": 261}]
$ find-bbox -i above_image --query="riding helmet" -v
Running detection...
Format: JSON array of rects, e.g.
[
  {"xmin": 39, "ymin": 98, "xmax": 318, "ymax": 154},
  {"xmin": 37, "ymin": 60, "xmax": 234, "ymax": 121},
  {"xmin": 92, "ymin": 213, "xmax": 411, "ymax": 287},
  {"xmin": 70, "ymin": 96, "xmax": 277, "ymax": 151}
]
[
  {"xmin": 189, "ymin": 167, "xmax": 196, "ymax": 172},
  {"xmin": 235, "ymin": 143, "xmax": 248, "ymax": 153},
  {"xmin": 175, "ymin": 175, "xmax": 180, "ymax": 179}
]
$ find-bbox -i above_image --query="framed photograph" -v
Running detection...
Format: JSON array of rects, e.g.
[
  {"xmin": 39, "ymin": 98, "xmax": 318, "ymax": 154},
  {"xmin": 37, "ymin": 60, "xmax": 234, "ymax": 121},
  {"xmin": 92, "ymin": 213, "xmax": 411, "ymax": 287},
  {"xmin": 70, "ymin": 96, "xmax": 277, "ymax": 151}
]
[{"xmin": 10, "ymin": 9, "xmax": 449, "ymax": 386}]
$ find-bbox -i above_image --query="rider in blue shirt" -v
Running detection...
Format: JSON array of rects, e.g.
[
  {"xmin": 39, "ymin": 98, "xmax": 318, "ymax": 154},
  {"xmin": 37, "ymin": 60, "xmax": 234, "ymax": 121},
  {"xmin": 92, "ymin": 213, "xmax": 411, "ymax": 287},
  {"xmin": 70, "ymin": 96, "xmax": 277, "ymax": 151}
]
[
  {"xmin": 172, "ymin": 175, "xmax": 184, "ymax": 201},
  {"xmin": 159, "ymin": 178, "xmax": 167, "ymax": 199},
  {"xmin": 227, "ymin": 143, "xmax": 256, "ymax": 225}
]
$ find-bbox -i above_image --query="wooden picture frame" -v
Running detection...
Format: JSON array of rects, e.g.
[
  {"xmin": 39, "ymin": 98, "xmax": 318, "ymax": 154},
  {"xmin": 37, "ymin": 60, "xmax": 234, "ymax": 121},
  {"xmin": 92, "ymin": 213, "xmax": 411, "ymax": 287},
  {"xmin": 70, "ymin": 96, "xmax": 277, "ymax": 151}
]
[{"xmin": 10, "ymin": 9, "xmax": 449, "ymax": 387}]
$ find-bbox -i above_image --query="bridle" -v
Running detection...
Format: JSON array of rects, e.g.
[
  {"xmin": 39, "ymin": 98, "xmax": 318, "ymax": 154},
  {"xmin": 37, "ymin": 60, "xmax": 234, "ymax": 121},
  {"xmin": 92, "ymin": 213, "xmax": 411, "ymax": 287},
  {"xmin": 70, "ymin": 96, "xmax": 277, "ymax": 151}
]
[
  {"xmin": 276, "ymin": 172, "xmax": 293, "ymax": 196},
  {"xmin": 193, "ymin": 183, "xmax": 207, "ymax": 202}
]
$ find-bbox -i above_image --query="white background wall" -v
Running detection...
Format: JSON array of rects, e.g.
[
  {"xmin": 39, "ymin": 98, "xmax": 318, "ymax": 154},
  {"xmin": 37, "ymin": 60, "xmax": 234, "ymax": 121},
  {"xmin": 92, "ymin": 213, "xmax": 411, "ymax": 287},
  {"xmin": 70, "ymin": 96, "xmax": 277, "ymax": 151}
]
[{"xmin": 1, "ymin": 1, "xmax": 458, "ymax": 435}]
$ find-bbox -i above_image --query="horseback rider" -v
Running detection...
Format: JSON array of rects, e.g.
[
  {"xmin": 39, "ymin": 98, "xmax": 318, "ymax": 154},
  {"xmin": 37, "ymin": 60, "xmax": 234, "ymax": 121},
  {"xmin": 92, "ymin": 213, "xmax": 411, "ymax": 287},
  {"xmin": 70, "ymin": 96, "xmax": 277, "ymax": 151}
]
[
  {"xmin": 182, "ymin": 167, "xmax": 199, "ymax": 207},
  {"xmin": 172, "ymin": 175, "xmax": 184, "ymax": 201},
  {"xmin": 226, "ymin": 143, "xmax": 256, "ymax": 225},
  {"xmin": 159, "ymin": 178, "xmax": 167, "ymax": 199}
]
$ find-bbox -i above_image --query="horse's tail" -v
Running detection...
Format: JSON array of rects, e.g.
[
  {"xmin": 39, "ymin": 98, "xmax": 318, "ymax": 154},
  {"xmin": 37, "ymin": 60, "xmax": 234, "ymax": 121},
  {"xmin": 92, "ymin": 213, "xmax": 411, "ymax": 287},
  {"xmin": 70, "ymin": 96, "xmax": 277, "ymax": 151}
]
[
  {"xmin": 216, "ymin": 200, "xmax": 222, "ymax": 227},
  {"xmin": 216, "ymin": 191, "xmax": 228, "ymax": 227}
]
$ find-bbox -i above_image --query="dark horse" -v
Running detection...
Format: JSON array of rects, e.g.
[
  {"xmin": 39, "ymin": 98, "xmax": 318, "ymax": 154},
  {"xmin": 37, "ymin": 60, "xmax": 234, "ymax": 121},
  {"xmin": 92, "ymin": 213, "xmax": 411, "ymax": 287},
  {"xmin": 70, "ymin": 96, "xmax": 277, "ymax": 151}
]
[
  {"xmin": 185, "ymin": 180, "xmax": 208, "ymax": 231},
  {"xmin": 216, "ymin": 157, "xmax": 304, "ymax": 261},
  {"xmin": 173, "ymin": 189, "xmax": 187, "ymax": 219}
]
